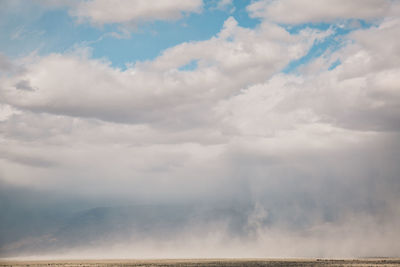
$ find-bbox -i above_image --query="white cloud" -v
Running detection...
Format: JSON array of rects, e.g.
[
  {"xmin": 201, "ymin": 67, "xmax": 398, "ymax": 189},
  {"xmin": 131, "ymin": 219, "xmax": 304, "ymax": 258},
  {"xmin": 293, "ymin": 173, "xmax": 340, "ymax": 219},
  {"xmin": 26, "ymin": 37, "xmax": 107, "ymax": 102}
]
[
  {"xmin": 67, "ymin": 0, "xmax": 203, "ymax": 26},
  {"xmin": 1, "ymin": 15, "xmax": 399, "ymax": 206},
  {"xmin": 247, "ymin": 0, "xmax": 399, "ymax": 24},
  {"xmin": 1, "ymin": 18, "xmax": 321, "ymax": 128},
  {"xmin": 1, "ymin": 17, "xmax": 399, "ymax": 193},
  {"xmin": 217, "ymin": 20, "xmax": 400, "ymax": 136}
]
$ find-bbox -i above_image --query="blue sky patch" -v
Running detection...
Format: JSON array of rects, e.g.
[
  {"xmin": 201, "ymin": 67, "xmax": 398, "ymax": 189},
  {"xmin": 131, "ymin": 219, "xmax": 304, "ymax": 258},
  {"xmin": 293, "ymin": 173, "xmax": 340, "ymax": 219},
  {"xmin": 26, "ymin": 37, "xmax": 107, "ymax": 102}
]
[
  {"xmin": 328, "ymin": 59, "xmax": 341, "ymax": 70},
  {"xmin": 282, "ymin": 20, "xmax": 372, "ymax": 73},
  {"xmin": 0, "ymin": 1, "xmax": 370, "ymax": 72},
  {"xmin": 178, "ymin": 59, "xmax": 198, "ymax": 71}
]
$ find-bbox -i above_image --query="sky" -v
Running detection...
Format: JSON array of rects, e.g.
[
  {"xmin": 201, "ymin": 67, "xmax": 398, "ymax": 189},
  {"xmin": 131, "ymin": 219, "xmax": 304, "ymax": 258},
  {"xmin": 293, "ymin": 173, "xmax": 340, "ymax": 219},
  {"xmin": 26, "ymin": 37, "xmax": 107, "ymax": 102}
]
[{"xmin": 1, "ymin": 0, "xmax": 400, "ymax": 259}]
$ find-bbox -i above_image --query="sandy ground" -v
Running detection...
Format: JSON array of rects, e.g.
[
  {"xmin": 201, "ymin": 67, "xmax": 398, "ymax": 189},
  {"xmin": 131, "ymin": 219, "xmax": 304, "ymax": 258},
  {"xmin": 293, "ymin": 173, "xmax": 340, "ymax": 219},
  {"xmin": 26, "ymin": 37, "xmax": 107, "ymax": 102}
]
[{"xmin": 1, "ymin": 258, "xmax": 400, "ymax": 267}]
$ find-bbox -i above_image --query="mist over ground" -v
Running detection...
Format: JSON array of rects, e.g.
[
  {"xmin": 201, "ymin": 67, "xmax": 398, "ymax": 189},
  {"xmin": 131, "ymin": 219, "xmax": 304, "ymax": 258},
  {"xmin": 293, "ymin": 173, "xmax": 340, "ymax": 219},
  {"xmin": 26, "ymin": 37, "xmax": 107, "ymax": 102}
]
[{"xmin": 1, "ymin": 0, "xmax": 400, "ymax": 259}]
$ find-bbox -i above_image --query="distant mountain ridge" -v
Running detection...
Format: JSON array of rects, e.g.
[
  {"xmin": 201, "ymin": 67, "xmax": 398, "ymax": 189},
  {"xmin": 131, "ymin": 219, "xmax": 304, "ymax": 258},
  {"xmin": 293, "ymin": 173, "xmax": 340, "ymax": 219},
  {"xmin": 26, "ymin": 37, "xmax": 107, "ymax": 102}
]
[{"xmin": 1, "ymin": 203, "xmax": 256, "ymax": 257}]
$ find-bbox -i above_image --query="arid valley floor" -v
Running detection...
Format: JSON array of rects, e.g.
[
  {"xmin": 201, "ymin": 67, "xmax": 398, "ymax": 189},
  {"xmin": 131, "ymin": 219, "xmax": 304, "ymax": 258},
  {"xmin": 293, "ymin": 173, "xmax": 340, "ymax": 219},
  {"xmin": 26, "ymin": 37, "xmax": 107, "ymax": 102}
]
[{"xmin": 1, "ymin": 259, "xmax": 400, "ymax": 267}]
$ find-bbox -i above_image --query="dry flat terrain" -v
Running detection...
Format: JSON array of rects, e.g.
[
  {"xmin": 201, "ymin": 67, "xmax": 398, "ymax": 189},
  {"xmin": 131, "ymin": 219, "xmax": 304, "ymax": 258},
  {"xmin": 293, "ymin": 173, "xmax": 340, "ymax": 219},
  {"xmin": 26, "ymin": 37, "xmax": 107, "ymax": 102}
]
[{"xmin": 1, "ymin": 259, "xmax": 400, "ymax": 267}]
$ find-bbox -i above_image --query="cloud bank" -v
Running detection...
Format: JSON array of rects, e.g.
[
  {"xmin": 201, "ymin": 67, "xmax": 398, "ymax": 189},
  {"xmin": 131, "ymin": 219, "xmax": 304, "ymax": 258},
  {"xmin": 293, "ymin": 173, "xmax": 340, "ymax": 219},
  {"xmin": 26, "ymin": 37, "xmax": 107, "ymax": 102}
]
[{"xmin": 248, "ymin": 0, "xmax": 400, "ymax": 24}]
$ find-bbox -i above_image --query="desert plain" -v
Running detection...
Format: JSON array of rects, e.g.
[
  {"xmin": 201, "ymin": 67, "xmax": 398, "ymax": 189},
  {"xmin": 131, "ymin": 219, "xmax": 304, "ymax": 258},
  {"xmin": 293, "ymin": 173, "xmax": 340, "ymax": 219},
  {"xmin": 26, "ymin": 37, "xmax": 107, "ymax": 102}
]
[{"xmin": 1, "ymin": 258, "xmax": 400, "ymax": 267}]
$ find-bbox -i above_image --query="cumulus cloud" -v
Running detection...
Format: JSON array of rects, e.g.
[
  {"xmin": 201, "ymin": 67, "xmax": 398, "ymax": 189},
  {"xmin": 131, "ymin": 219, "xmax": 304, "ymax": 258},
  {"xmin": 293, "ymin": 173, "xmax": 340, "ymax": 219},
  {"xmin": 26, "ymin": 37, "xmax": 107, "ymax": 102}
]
[
  {"xmin": 247, "ymin": 0, "xmax": 400, "ymax": 24},
  {"xmin": 0, "ymin": 18, "xmax": 322, "ymax": 128}
]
